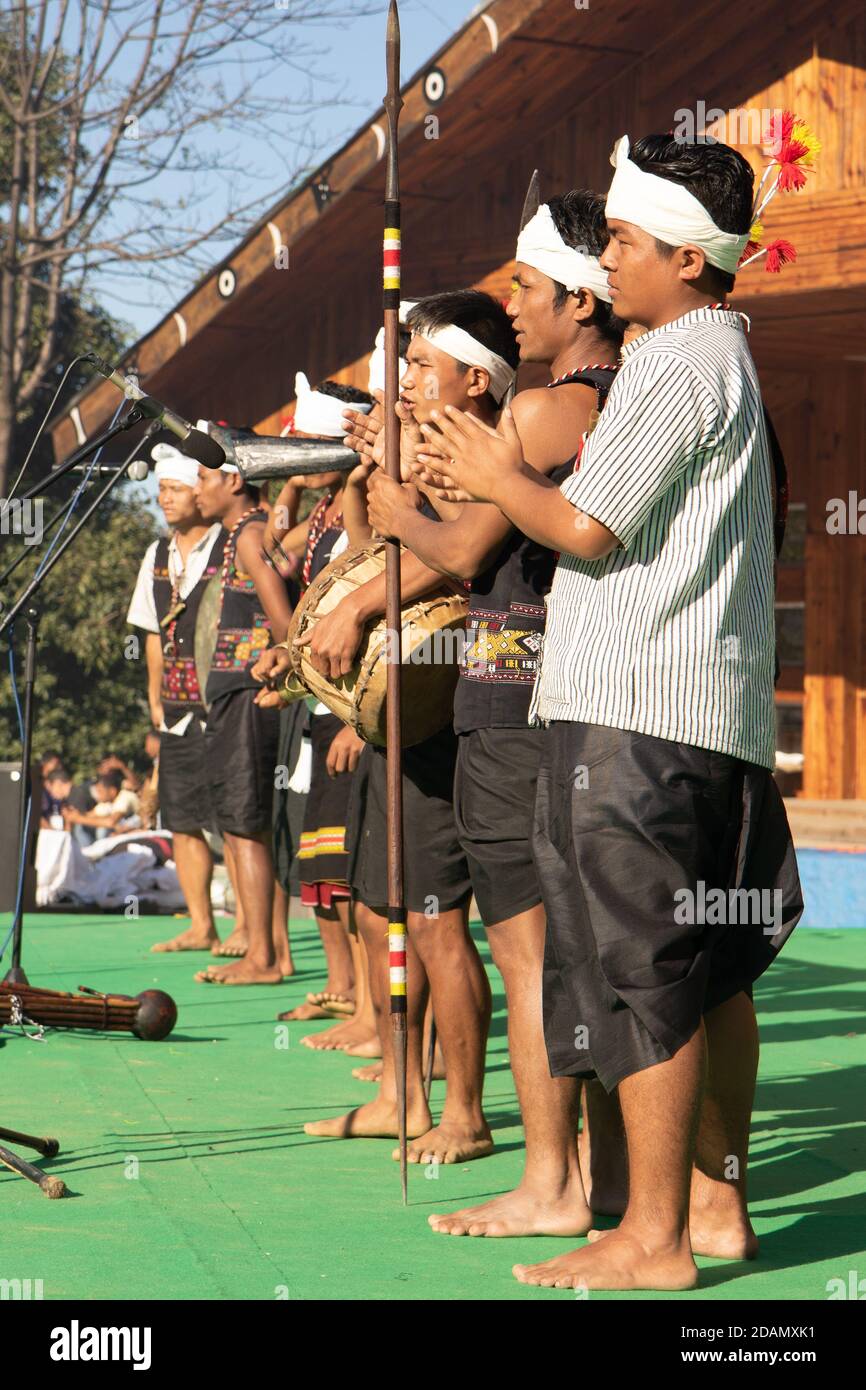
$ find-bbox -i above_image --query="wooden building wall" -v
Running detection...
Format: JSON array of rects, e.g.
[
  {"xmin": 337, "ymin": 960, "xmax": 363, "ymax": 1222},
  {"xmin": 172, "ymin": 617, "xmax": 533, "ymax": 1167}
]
[{"xmin": 52, "ymin": 0, "xmax": 866, "ymax": 796}]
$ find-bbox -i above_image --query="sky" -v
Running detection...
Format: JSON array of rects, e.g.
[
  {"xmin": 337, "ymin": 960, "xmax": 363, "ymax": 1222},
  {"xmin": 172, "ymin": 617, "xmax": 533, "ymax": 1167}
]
[{"xmin": 91, "ymin": 0, "xmax": 479, "ymax": 341}]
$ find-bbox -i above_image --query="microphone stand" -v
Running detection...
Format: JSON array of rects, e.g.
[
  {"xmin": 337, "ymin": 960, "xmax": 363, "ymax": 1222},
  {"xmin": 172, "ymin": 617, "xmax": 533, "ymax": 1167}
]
[
  {"xmin": 17, "ymin": 408, "xmax": 146, "ymax": 502},
  {"xmin": 1, "ymin": 411, "xmax": 158, "ymax": 992}
]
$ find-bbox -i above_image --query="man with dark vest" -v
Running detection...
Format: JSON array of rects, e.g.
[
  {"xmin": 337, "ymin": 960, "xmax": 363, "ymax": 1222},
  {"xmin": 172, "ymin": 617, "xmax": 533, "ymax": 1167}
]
[
  {"xmin": 192, "ymin": 453, "xmax": 296, "ymax": 986},
  {"xmin": 127, "ymin": 442, "xmax": 226, "ymax": 953},
  {"xmin": 368, "ymin": 192, "xmax": 628, "ymax": 1237}
]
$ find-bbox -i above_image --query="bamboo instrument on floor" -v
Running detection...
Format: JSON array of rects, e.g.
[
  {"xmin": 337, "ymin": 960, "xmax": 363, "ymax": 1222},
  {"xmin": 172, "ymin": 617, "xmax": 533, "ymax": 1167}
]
[{"xmin": 0, "ymin": 982, "xmax": 177, "ymax": 1040}]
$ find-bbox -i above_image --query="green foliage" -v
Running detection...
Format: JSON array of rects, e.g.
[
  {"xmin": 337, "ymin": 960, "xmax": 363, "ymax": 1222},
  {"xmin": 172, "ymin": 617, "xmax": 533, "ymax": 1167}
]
[
  {"xmin": 0, "ymin": 498, "xmax": 160, "ymax": 780},
  {"xmin": 13, "ymin": 293, "xmax": 134, "ymax": 498}
]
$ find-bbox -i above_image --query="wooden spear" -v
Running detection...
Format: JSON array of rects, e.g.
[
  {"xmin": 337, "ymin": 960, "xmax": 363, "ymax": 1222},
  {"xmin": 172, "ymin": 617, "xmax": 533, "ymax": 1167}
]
[{"xmin": 382, "ymin": 0, "xmax": 408, "ymax": 1203}]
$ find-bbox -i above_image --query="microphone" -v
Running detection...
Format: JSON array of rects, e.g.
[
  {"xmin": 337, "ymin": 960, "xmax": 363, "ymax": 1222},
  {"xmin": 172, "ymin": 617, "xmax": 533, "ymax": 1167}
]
[
  {"xmin": 65, "ymin": 459, "xmax": 151, "ymax": 480},
  {"xmin": 85, "ymin": 353, "xmax": 225, "ymax": 470}
]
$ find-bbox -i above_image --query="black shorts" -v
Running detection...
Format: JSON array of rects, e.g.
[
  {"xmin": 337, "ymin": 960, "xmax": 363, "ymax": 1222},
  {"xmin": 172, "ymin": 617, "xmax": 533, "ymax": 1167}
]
[
  {"xmin": 203, "ymin": 687, "xmax": 280, "ymax": 838},
  {"xmin": 347, "ymin": 723, "xmax": 472, "ymax": 915},
  {"xmin": 158, "ymin": 719, "xmax": 212, "ymax": 834},
  {"xmin": 298, "ymin": 712, "xmax": 355, "ymax": 886},
  {"xmin": 533, "ymin": 721, "xmax": 804, "ymax": 1092},
  {"xmin": 454, "ymin": 726, "xmax": 545, "ymax": 926}
]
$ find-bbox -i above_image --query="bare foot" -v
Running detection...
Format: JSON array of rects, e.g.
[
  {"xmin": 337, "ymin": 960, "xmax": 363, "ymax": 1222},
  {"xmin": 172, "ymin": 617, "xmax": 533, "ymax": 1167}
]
[
  {"xmin": 277, "ymin": 1001, "xmax": 333, "ymax": 1022},
  {"xmin": 352, "ymin": 1061, "xmax": 383, "ymax": 1083},
  {"xmin": 338, "ymin": 1031, "xmax": 381, "ymax": 1058},
  {"xmin": 395, "ymin": 1120, "xmax": 494, "ymax": 1166},
  {"xmin": 301, "ymin": 1018, "xmax": 379, "ymax": 1052},
  {"xmin": 513, "ymin": 1226, "xmax": 698, "ymax": 1290},
  {"xmin": 304, "ymin": 1095, "xmax": 431, "ymax": 1140},
  {"xmin": 276, "ymin": 950, "xmax": 295, "ymax": 981},
  {"xmin": 688, "ymin": 1207, "xmax": 758, "ymax": 1260},
  {"xmin": 429, "ymin": 1182, "xmax": 592, "ymax": 1238},
  {"xmin": 194, "ymin": 960, "xmax": 283, "ymax": 986},
  {"xmin": 152, "ymin": 925, "xmax": 218, "ymax": 953},
  {"xmin": 689, "ymin": 1170, "xmax": 759, "ymax": 1259},
  {"xmin": 306, "ymin": 990, "xmax": 355, "ymax": 1017},
  {"xmin": 211, "ymin": 926, "xmax": 248, "ymax": 957}
]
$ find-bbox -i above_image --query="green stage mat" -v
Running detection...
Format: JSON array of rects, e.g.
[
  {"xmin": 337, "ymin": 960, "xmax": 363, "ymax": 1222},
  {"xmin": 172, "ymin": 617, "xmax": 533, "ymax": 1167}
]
[{"xmin": 1, "ymin": 914, "xmax": 864, "ymax": 1301}]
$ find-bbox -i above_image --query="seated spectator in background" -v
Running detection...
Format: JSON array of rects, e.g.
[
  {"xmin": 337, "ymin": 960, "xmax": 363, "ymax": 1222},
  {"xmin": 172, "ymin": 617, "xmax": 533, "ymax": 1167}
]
[
  {"xmin": 41, "ymin": 766, "xmax": 74, "ymax": 829},
  {"xmin": 97, "ymin": 752, "xmax": 140, "ymax": 793},
  {"xmin": 40, "ymin": 750, "xmax": 63, "ymax": 782},
  {"xmin": 92, "ymin": 769, "xmax": 140, "ymax": 832},
  {"xmin": 65, "ymin": 771, "xmax": 126, "ymax": 848}
]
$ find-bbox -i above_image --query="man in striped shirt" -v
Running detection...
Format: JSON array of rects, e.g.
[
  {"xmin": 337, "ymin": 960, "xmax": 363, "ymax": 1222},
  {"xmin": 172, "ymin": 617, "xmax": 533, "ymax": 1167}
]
[{"xmin": 418, "ymin": 135, "xmax": 803, "ymax": 1291}]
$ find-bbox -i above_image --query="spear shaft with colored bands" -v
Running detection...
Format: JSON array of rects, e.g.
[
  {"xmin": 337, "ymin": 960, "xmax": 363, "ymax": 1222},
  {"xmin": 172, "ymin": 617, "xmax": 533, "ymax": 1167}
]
[{"xmin": 383, "ymin": 0, "xmax": 408, "ymax": 1205}]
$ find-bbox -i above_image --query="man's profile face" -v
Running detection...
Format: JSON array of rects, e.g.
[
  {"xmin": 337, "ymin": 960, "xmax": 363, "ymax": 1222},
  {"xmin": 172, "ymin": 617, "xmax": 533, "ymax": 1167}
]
[
  {"xmin": 506, "ymin": 262, "xmax": 573, "ymax": 364},
  {"xmin": 158, "ymin": 480, "xmax": 203, "ymax": 529},
  {"xmin": 94, "ymin": 781, "xmax": 119, "ymax": 804},
  {"xmin": 399, "ymin": 337, "xmax": 476, "ymax": 426},
  {"xmin": 602, "ymin": 220, "xmax": 677, "ymax": 326},
  {"xmin": 194, "ymin": 467, "xmax": 235, "ymax": 521}
]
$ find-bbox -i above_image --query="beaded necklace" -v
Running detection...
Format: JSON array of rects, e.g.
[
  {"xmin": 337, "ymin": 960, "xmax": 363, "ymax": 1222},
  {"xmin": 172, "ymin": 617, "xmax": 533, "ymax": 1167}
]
[
  {"xmin": 548, "ymin": 362, "xmax": 619, "ymax": 387},
  {"xmin": 221, "ymin": 505, "xmax": 265, "ymax": 593},
  {"xmin": 160, "ymin": 535, "xmax": 194, "ymax": 658},
  {"xmin": 302, "ymin": 493, "xmax": 344, "ymax": 588}
]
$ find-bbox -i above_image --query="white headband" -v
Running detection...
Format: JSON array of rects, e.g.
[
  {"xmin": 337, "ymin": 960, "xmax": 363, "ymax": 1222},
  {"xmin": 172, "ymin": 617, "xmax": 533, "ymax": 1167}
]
[
  {"xmin": 416, "ymin": 326, "xmax": 516, "ymax": 405},
  {"xmin": 367, "ymin": 301, "xmax": 416, "ymax": 394},
  {"xmin": 195, "ymin": 419, "xmax": 263, "ymax": 487},
  {"xmin": 151, "ymin": 441, "xmax": 200, "ymax": 488},
  {"xmin": 294, "ymin": 371, "xmax": 372, "ymax": 437},
  {"xmin": 606, "ymin": 135, "xmax": 749, "ymax": 274},
  {"xmin": 515, "ymin": 203, "xmax": 612, "ymax": 304}
]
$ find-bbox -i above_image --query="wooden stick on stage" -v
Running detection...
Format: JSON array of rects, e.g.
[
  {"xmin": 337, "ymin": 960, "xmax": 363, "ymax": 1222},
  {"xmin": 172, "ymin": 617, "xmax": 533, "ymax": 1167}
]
[
  {"xmin": 382, "ymin": 0, "xmax": 408, "ymax": 1204},
  {"xmin": 0, "ymin": 1124, "xmax": 59, "ymax": 1157},
  {"xmin": 0, "ymin": 1143, "xmax": 66, "ymax": 1198}
]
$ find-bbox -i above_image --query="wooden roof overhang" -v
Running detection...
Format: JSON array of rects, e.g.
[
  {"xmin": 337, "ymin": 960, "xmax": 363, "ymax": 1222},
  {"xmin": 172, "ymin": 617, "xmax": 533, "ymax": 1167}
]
[{"xmin": 51, "ymin": 0, "xmax": 866, "ymax": 460}]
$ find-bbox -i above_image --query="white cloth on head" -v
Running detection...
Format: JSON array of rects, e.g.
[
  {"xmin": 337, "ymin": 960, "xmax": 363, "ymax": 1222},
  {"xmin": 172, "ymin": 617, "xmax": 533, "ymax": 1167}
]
[
  {"xmin": 516, "ymin": 203, "xmax": 612, "ymax": 304},
  {"xmin": 152, "ymin": 442, "xmax": 200, "ymax": 488},
  {"xmin": 416, "ymin": 326, "xmax": 517, "ymax": 405},
  {"xmin": 195, "ymin": 418, "xmax": 263, "ymax": 486},
  {"xmin": 367, "ymin": 301, "xmax": 416, "ymax": 394},
  {"xmin": 605, "ymin": 135, "xmax": 749, "ymax": 274},
  {"xmin": 293, "ymin": 371, "xmax": 372, "ymax": 437}
]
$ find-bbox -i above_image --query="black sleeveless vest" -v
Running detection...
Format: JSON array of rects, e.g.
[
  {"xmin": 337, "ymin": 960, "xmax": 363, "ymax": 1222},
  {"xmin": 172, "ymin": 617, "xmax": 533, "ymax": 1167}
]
[
  {"xmin": 205, "ymin": 509, "xmax": 273, "ymax": 704},
  {"xmin": 453, "ymin": 367, "xmax": 617, "ymax": 734},
  {"xmin": 152, "ymin": 529, "xmax": 225, "ymax": 721}
]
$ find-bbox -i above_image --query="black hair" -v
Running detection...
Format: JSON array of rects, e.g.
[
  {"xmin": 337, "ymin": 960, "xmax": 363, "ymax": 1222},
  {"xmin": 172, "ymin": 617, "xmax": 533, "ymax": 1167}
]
[
  {"xmin": 628, "ymin": 135, "xmax": 755, "ymax": 295},
  {"xmin": 314, "ymin": 380, "xmax": 374, "ymax": 407},
  {"xmin": 398, "ymin": 327, "xmax": 412, "ymax": 358},
  {"xmin": 546, "ymin": 190, "xmax": 626, "ymax": 346},
  {"xmin": 46, "ymin": 766, "xmax": 71, "ymax": 784},
  {"xmin": 406, "ymin": 289, "xmax": 518, "ymax": 409},
  {"xmin": 96, "ymin": 769, "xmax": 124, "ymax": 792}
]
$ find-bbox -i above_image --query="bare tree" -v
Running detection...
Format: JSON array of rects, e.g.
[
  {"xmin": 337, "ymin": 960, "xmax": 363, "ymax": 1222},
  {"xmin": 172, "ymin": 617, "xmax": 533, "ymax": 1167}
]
[{"xmin": 0, "ymin": 0, "xmax": 376, "ymax": 491}]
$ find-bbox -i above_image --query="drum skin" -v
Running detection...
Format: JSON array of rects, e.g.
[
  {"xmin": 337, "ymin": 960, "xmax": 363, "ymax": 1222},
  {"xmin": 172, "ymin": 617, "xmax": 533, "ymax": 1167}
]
[{"xmin": 285, "ymin": 542, "xmax": 467, "ymax": 748}]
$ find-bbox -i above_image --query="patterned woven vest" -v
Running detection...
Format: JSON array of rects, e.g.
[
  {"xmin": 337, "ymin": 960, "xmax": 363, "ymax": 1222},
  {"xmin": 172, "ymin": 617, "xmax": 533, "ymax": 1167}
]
[
  {"xmin": 205, "ymin": 508, "xmax": 272, "ymax": 704},
  {"xmin": 152, "ymin": 530, "xmax": 225, "ymax": 720},
  {"xmin": 453, "ymin": 366, "xmax": 618, "ymax": 734}
]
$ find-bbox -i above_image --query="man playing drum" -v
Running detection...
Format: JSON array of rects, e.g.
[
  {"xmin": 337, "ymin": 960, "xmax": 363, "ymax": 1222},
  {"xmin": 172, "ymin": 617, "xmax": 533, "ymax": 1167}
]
[{"xmin": 368, "ymin": 192, "xmax": 628, "ymax": 1234}]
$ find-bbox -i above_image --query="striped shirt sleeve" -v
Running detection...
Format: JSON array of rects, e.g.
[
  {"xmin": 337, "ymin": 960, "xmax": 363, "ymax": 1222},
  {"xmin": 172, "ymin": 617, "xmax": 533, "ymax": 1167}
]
[{"xmin": 560, "ymin": 350, "xmax": 717, "ymax": 548}]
